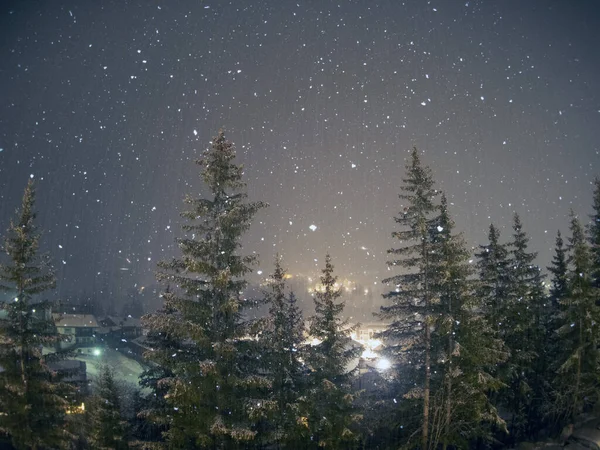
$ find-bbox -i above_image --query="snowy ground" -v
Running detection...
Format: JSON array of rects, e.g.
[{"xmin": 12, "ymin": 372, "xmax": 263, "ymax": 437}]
[{"xmin": 74, "ymin": 347, "xmax": 146, "ymax": 387}]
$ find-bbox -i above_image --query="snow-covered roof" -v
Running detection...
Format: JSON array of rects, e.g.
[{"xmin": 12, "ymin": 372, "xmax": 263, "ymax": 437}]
[{"xmin": 53, "ymin": 313, "xmax": 99, "ymax": 328}]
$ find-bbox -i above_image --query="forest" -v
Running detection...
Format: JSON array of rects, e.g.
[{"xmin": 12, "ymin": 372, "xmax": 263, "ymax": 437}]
[{"xmin": 1, "ymin": 129, "xmax": 599, "ymax": 450}]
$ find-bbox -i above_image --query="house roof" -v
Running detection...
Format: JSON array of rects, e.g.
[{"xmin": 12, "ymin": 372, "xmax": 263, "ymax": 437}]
[
  {"xmin": 100, "ymin": 315, "xmax": 142, "ymax": 328},
  {"xmin": 53, "ymin": 313, "xmax": 99, "ymax": 328}
]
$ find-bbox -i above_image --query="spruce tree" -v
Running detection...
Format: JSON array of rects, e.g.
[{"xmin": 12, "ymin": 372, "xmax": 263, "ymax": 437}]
[
  {"xmin": 544, "ymin": 230, "xmax": 569, "ymax": 425},
  {"xmin": 137, "ymin": 290, "xmax": 180, "ymax": 445},
  {"xmin": 0, "ymin": 179, "xmax": 71, "ymax": 450},
  {"xmin": 142, "ymin": 129, "xmax": 266, "ymax": 448},
  {"xmin": 429, "ymin": 195, "xmax": 507, "ymax": 449},
  {"xmin": 380, "ymin": 147, "xmax": 440, "ymax": 449},
  {"xmin": 548, "ymin": 231, "xmax": 569, "ymax": 306},
  {"xmin": 475, "ymin": 223, "xmax": 511, "ymax": 335},
  {"xmin": 502, "ymin": 213, "xmax": 544, "ymax": 440},
  {"xmin": 589, "ymin": 178, "xmax": 600, "ymax": 289},
  {"xmin": 304, "ymin": 254, "xmax": 361, "ymax": 449},
  {"xmin": 553, "ymin": 211, "xmax": 600, "ymax": 423},
  {"xmin": 260, "ymin": 256, "xmax": 306, "ymax": 447},
  {"xmin": 89, "ymin": 366, "xmax": 128, "ymax": 450}
]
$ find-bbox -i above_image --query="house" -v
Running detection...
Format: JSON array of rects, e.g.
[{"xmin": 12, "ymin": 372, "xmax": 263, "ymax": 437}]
[
  {"xmin": 354, "ymin": 322, "xmax": 388, "ymax": 342},
  {"xmin": 98, "ymin": 315, "xmax": 144, "ymax": 339},
  {"xmin": 53, "ymin": 313, "xmax": 99, "ymax": 353}
]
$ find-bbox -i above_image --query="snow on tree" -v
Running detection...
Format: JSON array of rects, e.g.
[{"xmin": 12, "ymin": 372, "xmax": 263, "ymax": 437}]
[
  {"xmin": 428, "ymin": 194, "xmax": 507, "ymax": 449},
  {"xmin": 258, "ymin": 255, "xmax": 307, "ymax": 447},
  {"xmin": 0, "ymin": 179, "xmax": 73, "ymax": 450},
  {"xmin": 553, "ymin": 211, "xmax": 600, "ymax": 423},
  {"xmin": 379, "ymin": 148, "xmax": 440, "ymax": 450},
  {"xmin": 304, "ymin": 254, "xmax": 361, "ymax": 449},
  {"xmin": 142, "ymin": 129, "xmax": 267, "ymax": 448},
  {"xmin": 89, "ymin": 366, "xmax": 128, "ymax": 449}
]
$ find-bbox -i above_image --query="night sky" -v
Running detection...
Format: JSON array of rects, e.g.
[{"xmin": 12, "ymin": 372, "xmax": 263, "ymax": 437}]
[{"xmin": 1, "ymin": 1, "xmax": 599, "ymax": 314}]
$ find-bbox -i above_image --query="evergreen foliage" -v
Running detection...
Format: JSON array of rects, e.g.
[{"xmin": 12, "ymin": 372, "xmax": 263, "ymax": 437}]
[
  {"xmin": 475, "ymin": 223, "xmax": 511, "ymax": 335},
  {"xmin": 429, "ymin": 195, "xmax": 507, "ymax": 449},
  {"xmin": 548, "ymin": 231, "xmax": 569, "ymax": 305},
  {"xmin": 260, "ymin": 256, "xmax": 307, "ymax": 447},
  {"xmin": 89, "ymin": 366, "xmax": 128, "ymax": 450},
  {"xmin": 0, "ymin": 179, "xmax": 72, "ymax": 450},
  {"xmin": 379, "ymin": 147, "xmax": 440, "ymax": 450},
  {"xmin": 141, "ymin": 129, "xmax": 266, "ymax": 448},
  {"xmin": 589, "ymin": 178, "xmax": 600, "ymax": 289},
  {"xmin": 304, "ymin": 254, "xmax": 361, "ymax": 449},
  {"xmin": 552, "ymin": 212, "xmax": 600, "ymax": 423},
  {"xmin": 501, "ymin": 213, "xmax": 544, "ymax": 441},
  {"xmin": 136, "ymin": 289, "xmax": 180, "ymax": 445}
]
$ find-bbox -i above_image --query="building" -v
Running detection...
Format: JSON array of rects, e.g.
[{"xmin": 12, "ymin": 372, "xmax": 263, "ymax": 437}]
[
  {"xmin": 53, "ymin": 313, "xmax": 99, "ymax": 353},
  {"xmin": 353, "ymin": 322, "xmax": 388, "ymax": 342}
]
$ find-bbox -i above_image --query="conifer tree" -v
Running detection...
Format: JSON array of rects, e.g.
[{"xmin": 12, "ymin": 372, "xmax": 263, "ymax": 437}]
[
  {"xmin": 0, "ymin": 179, "xmax": 71, "ymax": 450},
  {"xmin": 260, "ymin": 256, "xmax": 306, "ymax": 447},
  {"xmin": 137, "ymin": 290, "xmax": 180, "ymax": 445},
  {"xmin": 548, "ymin": 231, "xmax": 569, "ymax": 306},
  {"xmin": 304, "ymin": 254, "xmax": 361, "ymax": 449},
  {"xmin": 380, "ymin": 147, "xmax": 440, "ymax": 449},
  {"xmin": 89, "ymin": 366, "xmax": 128, "ymax": 450},
  {"xmin": 589, "ymin": 178, "xmax": 600, "ymax": 289},
  {"xmin": 475, "ymin": 223, "xmax": 511, "ymax": 335},
  {"xmin": 553, "ymin": 212, "xmax": 600, "ymax": 423},
  {"xmin": 429, "ymin": 195, "xmax": 507, "ymax": 449},
  {"xmin": 142, "ymin": 129, "xmax": 266, "ymax": 448},
  {"xmin": 545, "ymin": 230, "xmax": 569, "ymax": 424},
  {"xmin": 502, "ymin": 213, "xmax": 544, "ymax": 440}
]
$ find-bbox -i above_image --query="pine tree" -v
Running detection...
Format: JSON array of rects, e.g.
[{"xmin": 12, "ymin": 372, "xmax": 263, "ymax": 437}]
[
  {"xmin": 260, "ymin": 256, "xmax": 306, "ymax": 447},
  {"xmin": 429, "ymin": 195, "xmax": 507, "ymax": 449},
  {"xmin": 137, "ymin": 289, "xmax": 180, "ymax": 445},
  {"xmin": 380, "ymin": 148, "xmax": 438, "ymax": 449},
  {"xmin": 475, "ymin": 223, "xmax": 511, "ymax": 335},
  {"xmin": 553, "ymin": 211, "xmax": 600, "ymax": 423},
  {"xmin": 548, "ymin": 231, "xmax": 569, "ymax": 306},
  {"xmin": 0, "ymin": 179, "xmax": 72, "ymax": 450},
  {"xmin": 304, "ymin": 254, "xmax": 361, "ymax": 449},
  {"xmin": 142, "ymin": 129, "xmax": 267, "ymax": 448},
  {"xmin": 89, "ymin": 366, "xmax": 128, "ymax": 450},
  {"xmin": 544, "ymin": 230, "xmax": 569, "ymax": 426},
  {"xmin": 501, "ymin": 213, "xmax": 544, "ymax": 440},
  {"xmin": 589, "ymin": 178, "xmax": 600, "ymax": 289},
  {"xmin": 379, "ymin": 147, "xmax": 440, "ymax": 449}
]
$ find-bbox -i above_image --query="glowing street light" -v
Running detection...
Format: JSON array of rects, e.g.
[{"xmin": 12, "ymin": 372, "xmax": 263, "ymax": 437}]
[{"xmin": 376, "ymin": 358, "xmax": 392, "ymax": 371}]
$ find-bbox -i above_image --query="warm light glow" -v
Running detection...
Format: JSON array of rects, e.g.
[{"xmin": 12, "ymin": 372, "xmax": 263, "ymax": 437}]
[{"xmin": 66, "ymin": 402, "xmax": 86, "ymax": 415}]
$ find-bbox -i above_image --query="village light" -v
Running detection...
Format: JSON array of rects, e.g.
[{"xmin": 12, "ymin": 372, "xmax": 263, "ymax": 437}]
[
  {"xmin": 92, "ymin": 348, "xmax": 101, "ymax": 356},
  {"xmin": 376, "ymin": 358, "xmax": 392, "ymax": 371}
]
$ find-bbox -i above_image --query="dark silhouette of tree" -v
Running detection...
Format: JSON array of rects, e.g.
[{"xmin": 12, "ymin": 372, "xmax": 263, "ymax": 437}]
[
  {"xmin": 0, "ymin": 179, "xmax": 72, "ymax": 450},
  {"xmin": 142, "ymin": 129, "xmax": 266, "ymax": 448}
]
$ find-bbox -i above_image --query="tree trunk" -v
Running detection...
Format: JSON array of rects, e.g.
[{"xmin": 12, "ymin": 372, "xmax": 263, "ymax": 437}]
[
  {"xmin": 572, "ymin": 316, "xmax": 583, "ymax": 421},
  {"xmin": 423, "ymin": 238, "xmax": 431, "ymax": 450},
  {"xmin": 423, "ymin": 325, "xmax": 431, "ymax": 450},
  {"xmin": 443, "ymin": 337, "xmax": 453, "ymax": 450}
]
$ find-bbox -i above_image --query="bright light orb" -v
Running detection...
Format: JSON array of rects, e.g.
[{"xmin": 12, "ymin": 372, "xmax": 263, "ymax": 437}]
[
  {"xmin": 309, "ymin": 224, "xmax": 317, "ymax": 232},
  {"xmin": 376, "ymin": 358, "xmax": 392, "ymax": 371},
  {"xmin": 92, "ymin": 348, "xmax": 102, "ymax": 356}
]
